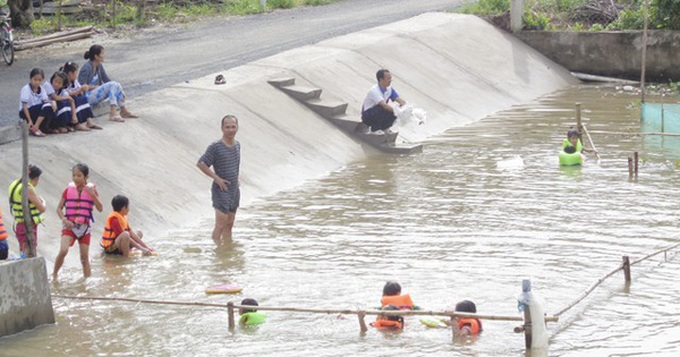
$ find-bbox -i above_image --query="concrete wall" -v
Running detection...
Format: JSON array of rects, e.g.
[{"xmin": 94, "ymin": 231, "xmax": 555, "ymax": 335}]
[
  {"xmin": 0, "ymin": 13, "xmax": 577, "ymax": 269},
  {"xmin": 516, "ymin": 30, "xmax": 680, "ymax": 82},
  {"xmin": 0, "ymin": 258, "xmax": 55, "ymax": 337}
]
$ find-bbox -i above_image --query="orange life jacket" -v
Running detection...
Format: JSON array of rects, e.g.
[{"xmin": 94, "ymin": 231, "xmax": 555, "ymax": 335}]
[
  {"xmin": 0, "ymin": 208, "xmax": 8, "ymax": 241},
  {"xmin": 381, "ymin": 294, "xmax": 414, "ymax": 310},
  {"xmin": 64, "ymin": 182, "xmax": 95, "ymax": 224},
  {"xmin": 458, "ymin": 318, "xmax": 482, "ymax": 335},
  {"xmin": 101, "ymin": 211, "xmax": 128, "ymax": 249},
  {"xmin": 371, "ymin": 318, "xmax": 403, "ymax": 330}
]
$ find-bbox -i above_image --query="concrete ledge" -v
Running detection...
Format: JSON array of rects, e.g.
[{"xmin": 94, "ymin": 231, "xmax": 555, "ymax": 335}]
[
  {"xmin": 0, "ymin": 125, "xmax": 21, "ymax": 145},
  {"xmin": 0, "ymin": 258, "xmax": 55, "ymax": 337},
  {"xmin": 516, "ymin": 30, "xmax": 680, "ymax": 82}
]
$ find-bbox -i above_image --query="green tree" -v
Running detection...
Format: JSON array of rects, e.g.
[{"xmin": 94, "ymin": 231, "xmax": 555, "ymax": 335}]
[{"xmin": 7, "ymin": 0, "xmax": 34, "ymax": 28}]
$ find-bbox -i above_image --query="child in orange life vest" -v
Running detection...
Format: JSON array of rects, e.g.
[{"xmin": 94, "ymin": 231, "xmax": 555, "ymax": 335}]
[
  {"xmin": 101, "ymin": 195, "xmax": 154, "ymax": 257},
  {"xmin": 53, "ymin": 163, "xmax": 103, "ymax": 280},
  {"xmin": 381, "ymin": 281, "xmax": 415, "ymax": 310},
  {"xmin": 370, "ymin": 304, "xmax": 404, "ymax": 330},
  {"xmin": 0, "ymin": 208, "xmax": 9, "ymax": 260},
  {"xmin": 447, "ymin": 300, "xmax": 482, "ymax": 335}
]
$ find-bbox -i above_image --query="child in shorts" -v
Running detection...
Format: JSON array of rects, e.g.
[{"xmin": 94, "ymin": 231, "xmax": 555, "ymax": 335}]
[
  {"xmin": 101, "ymin": 194, "xmax": 154, "ymax": 257},
  {"xmin": 53, "ymin": 163, "xmax": 103, "ymax": 279}
]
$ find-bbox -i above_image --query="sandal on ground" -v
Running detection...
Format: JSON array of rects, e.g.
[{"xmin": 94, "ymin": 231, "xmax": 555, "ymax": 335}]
[
  {"xmin": 109, "ymin": 116, "xmax": 125, "ymax": 123},
  {"xmin": 214, "ymin": 74, "xmax": 226, "ymax": 85},
  {"xmin": 31, "ymin": 129, "xmax": 46, "ymax": 137}
]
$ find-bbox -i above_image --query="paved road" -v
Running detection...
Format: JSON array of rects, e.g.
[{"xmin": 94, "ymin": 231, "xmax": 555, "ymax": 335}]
[{"xmin": 0, "ymin": 0, "xmax": 461, "ymax": 127}]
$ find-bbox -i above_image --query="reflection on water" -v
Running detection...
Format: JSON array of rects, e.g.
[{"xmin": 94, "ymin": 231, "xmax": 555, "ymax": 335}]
[{"xmin": 2, "ymin": 85, "xmax": 680, "ymax": 356}]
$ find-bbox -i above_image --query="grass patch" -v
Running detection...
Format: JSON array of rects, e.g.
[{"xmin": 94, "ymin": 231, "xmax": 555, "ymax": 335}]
[{"xmin": 24, "ymin": 0, "xmax": 341, "ymax": 34}]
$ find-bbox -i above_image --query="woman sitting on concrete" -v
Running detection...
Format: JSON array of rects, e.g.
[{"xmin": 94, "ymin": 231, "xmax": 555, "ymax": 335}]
[{"xmin": 78, "ymin": 44, "xmax": 137, "ymax": 122}]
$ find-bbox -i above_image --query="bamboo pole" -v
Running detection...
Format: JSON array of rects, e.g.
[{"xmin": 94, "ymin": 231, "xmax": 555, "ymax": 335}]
[
  {"xmin": 20, "ymin": 121, "xmax": 36, "ymax": 258},
  {"xmin": 588, "ymin": 131, "xmax": 680, "ymax": 137},
  {"xmin": 554, "ymin": 263, "xmax": 624, "ymax": 317},
  {"xmin": 50, "ymin": 295, "xmax": 558, "ymax": 323},
  {"xmin": 575, "ymin": 103, "xmax": 583, "ymax": 143},
  {"xmin": 15, "ymin": 26, "xmax": 93, "ymax": 45},
  {"xmin": 634, "ymin": 152, "xmax": 639, "ymax": 176},
  {"xmin": 15, "ymin": 31, "xmax": 95, "ymax": 51},
  {"xmin": 630, "ymin": 241, "xmax": 680, "ymax": 266},
  {"xmin": 582, "ymin": 124, "xmax": 601, "ymax": 160}
]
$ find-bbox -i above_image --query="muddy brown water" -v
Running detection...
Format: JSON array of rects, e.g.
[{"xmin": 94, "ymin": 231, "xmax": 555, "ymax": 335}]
[{"xmin": 2, "ymin": 84, "xmax": 679, "ymax": 356}]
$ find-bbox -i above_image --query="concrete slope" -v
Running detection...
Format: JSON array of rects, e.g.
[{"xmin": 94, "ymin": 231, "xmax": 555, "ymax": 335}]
[{"xmin": 0, "ymin": 13, "xmax": 577, "ymax": 268}]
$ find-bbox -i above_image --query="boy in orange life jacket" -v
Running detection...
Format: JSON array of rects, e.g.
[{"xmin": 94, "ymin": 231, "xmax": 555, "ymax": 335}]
[
  {"xmin": 448, "ymin": 300, "xmax": 482, "ymax": 335},
  {"xmin": 370, "ymin": 304, "xmax": 404, "ymax": 330},
  {"xmin": 101, "ymin": 195, "xmax": 154, "ymax": 257},
  {"xmin": 381, "ymin": 281, "xmax": 415, "ymax": 310}
]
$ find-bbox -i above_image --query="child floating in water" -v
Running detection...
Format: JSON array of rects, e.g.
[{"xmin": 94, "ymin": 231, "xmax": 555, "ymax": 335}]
[
  {"xmin": 101, "ymin": 195, "xmax": 154, "ymax": 257},
  {"xmin": 381, "ymin": 281, "xmax": 415, "ymax": 310},
  {"xmin": 370, "ymin": 304, "xmax": 404, "ymax": 330},
  {"xmin": 239, "ymin": 298, "xmax": 266, "ymax": 326},
  {"xmin": 448, "ymin": 300, "xmax": 482, "ymax": 335}
]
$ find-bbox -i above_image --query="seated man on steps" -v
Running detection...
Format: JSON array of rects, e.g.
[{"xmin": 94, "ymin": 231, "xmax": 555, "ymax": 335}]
[{"xmin": 361, "ymin": 69, "xmax": 406, "ymax": 133}]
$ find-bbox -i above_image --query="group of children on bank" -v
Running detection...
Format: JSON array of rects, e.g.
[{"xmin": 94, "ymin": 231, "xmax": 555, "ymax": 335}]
[
  {"xmin": 238, "ymin": 281, "xmax": 482, "ymax": 335},
  {"xmin": 18, "ymin": 44, "xmax": 136, "ymax": 137},
  {"xmin": 0, "ymin": 163, "xmax": 154, "ymax": 279}
]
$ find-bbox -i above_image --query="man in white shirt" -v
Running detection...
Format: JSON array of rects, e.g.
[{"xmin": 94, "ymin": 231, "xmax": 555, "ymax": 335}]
[{"xmin": 361, "ymin": 69, "xmax": 406, "ymax": 132}]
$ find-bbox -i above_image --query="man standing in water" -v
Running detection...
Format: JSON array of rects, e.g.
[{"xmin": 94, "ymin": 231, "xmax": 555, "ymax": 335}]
[
  {"xmin": 197, "ymin": 115, "xmax": 241, "ymax": 244},
  {"xmin": 361, "ymin": 69, "xmax": 406, "ymax": 133}
]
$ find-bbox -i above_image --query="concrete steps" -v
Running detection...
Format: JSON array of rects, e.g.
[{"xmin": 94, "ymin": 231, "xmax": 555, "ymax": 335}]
[{"xmin": 267, "ymin": 77, "xmax": 422, "ymax": 154}]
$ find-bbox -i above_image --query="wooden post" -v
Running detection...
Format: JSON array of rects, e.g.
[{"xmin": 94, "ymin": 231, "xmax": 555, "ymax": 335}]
[
  {"xmin": 640, "ymin": 0, "xmax": 649, "ymax": 103},
  {"xmin": 628, "ymin": 156, "xmax": 633, "ymax": 178},
  {"xmin": 521, "ymin": 279, "xmax": 532, "ymax": 350},
  {"xmin": 510, "ymin": 0, "xmax": 524, "ymax": 33},
  {"xmin": 260, "ymin": 0, "xmax": 267, "ymax": 9},
  {"xmin": 622, "ymin": 256, "xmax": 631, "ymax": 282},
  {"xmin": 575, "ymin": 103, "xmax": 584, "ymax": 144},
  {"xmin": 634, "ymin": 152, "xmax": 639, "ymax": 177},
  {"xmin": 20, "ymin": 121, "xmax": 36, "ymax": 258},
  {"xmin": 227, "ymin": 302, "xmax": 235, "ymax": 330},
  {"xmin": 661, "ymin": 106, "xmax": 665, "ymax": 133}
]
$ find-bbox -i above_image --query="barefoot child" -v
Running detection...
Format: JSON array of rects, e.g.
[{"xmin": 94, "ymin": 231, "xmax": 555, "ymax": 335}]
[
  {"xmin": 19, "ymin": 68, "xmax": 55, "ymax": 137},
  {"xmin": 44, "ymin": 71, "xmax": 77, "ymax": 134},
  {"xmin": 7, "ymin": 164, "xmax": 46, "ymax": 257},
  {"xmin": 101, "ymin": 194, "xmax": 154, "ymax": 257},
  {"xmin": 53, "ymin": 163, "xmax": 103, "ymax": 279},
  {"xmin": 61, "ymin": 61, "xmax": 101, "ymax": 130}
]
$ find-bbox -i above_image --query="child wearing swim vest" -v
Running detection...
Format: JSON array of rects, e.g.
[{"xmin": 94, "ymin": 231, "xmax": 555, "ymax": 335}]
[
  {"xmin": 0, "ymin": 208, "xmax": 9, "ymax": 260},
  {"xmin": 370, "ymin": 304, "xmax": 404, "ymax": 330},
  {"xmin": 239, "ymin": 298, "xmax": 266, "ymax": 326},
  {"xmin": 448, "ymin": 300, "xmax": 482, "ymax": 335},
  {"xmin": 53, "ymin": 163, "xmax": 103, "ymax": 280},
  {"xmin": 101, "ymin": 195, "xmax": 154, "ymax": 257},
  {"xmin": 380, "ymin": 281, "xmax": 415, "ymax": 310},
  {"xmin": 7, "ymin": 164, "xmax": 46, "ymax": 258}
]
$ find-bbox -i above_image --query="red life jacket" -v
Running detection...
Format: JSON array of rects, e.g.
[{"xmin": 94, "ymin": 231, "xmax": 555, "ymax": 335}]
[
  {"xmin": 381, "ymin": 294, "xmax": 414, "ymax": 310},
  {"xmin": 458, "ymin": 318, "xmax": 482, "ymax": 335},
  {"xmin": 64, "ymin": 182, "xmax": 95, "ymax": 224}
]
